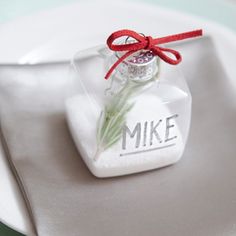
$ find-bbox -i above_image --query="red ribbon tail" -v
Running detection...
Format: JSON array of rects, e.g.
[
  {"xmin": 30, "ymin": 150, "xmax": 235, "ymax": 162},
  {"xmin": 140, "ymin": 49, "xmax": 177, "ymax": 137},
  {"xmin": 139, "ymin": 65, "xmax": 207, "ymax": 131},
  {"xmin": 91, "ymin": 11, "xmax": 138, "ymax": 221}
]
[{"xmin": 156, "ymin": 29, "xmax": 203, "ymax": 44}]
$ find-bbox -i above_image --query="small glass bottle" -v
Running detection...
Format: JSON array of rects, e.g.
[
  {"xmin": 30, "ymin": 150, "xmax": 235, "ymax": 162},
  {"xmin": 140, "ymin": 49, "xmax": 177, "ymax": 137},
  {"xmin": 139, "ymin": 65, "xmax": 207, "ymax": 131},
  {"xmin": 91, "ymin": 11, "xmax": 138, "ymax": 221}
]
[{"xmin": 66, "ymin": 43, "xmax": 191, "ymax": 178}]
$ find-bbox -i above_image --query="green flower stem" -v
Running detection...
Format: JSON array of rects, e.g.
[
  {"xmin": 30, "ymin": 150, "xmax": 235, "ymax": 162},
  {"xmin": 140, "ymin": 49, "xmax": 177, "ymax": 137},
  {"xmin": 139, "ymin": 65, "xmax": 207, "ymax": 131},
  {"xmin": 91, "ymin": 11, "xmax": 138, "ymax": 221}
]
[{"xmin": 95, "ymin": 59, "xmax": 161, "ymax": 161}]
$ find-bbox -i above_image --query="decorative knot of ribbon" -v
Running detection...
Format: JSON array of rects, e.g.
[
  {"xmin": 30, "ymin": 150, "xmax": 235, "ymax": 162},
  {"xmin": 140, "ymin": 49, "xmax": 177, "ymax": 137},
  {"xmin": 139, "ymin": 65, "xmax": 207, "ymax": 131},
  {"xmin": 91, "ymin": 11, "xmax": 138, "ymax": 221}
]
[{"xmin": 105, "ymin": 29, "xmax": 203, "ymax": 79}]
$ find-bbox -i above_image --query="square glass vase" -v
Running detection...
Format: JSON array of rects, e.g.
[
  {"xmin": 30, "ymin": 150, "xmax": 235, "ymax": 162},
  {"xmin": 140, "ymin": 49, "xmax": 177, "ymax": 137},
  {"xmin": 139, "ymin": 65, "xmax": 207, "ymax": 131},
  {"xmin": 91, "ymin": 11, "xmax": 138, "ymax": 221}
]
[{"xmin": 66, "ymin": 45, "xmax": 192, "ymax": 178}]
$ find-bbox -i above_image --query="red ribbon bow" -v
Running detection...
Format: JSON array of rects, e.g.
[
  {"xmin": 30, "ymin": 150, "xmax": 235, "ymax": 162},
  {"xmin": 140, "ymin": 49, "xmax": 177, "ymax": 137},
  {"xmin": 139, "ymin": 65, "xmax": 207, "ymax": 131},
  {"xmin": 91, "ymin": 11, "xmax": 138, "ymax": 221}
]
[{"xmin": 105, "ymin": 29, "xmax": 203, "ymax": 80}]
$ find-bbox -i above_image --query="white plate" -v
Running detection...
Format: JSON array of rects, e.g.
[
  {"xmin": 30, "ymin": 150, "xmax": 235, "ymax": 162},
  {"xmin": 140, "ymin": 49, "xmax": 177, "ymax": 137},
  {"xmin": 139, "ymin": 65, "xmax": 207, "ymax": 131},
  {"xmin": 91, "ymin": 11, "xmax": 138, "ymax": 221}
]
[{"xmin": 0, "ymin": 0, "xmax": 236, "ymax": 234}]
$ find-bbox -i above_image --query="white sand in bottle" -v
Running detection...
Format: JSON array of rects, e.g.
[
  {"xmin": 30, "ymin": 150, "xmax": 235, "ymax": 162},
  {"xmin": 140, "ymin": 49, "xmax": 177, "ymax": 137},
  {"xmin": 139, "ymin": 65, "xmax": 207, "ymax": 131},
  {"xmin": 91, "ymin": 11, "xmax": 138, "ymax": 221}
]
[{"xmin": 66, "ymin": 84, "xmax": 185, "ymax": 178}]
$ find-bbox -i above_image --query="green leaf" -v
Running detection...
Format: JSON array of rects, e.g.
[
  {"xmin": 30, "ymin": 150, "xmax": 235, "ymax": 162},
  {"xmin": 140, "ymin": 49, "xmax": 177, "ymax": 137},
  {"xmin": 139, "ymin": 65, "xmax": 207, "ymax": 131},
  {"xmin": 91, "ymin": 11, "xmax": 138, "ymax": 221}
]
[{"xmin": 95, "ymin": 59, "xmax": 161, "ymax": 160}]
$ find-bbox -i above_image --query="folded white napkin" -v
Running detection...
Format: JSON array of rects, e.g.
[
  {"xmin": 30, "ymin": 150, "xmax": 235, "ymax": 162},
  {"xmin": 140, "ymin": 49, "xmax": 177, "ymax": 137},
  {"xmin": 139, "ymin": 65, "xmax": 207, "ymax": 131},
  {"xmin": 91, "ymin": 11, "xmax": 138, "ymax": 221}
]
[{"xmin": 1, "ymin": 38, "xmax": 236, "ymax": 236}]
